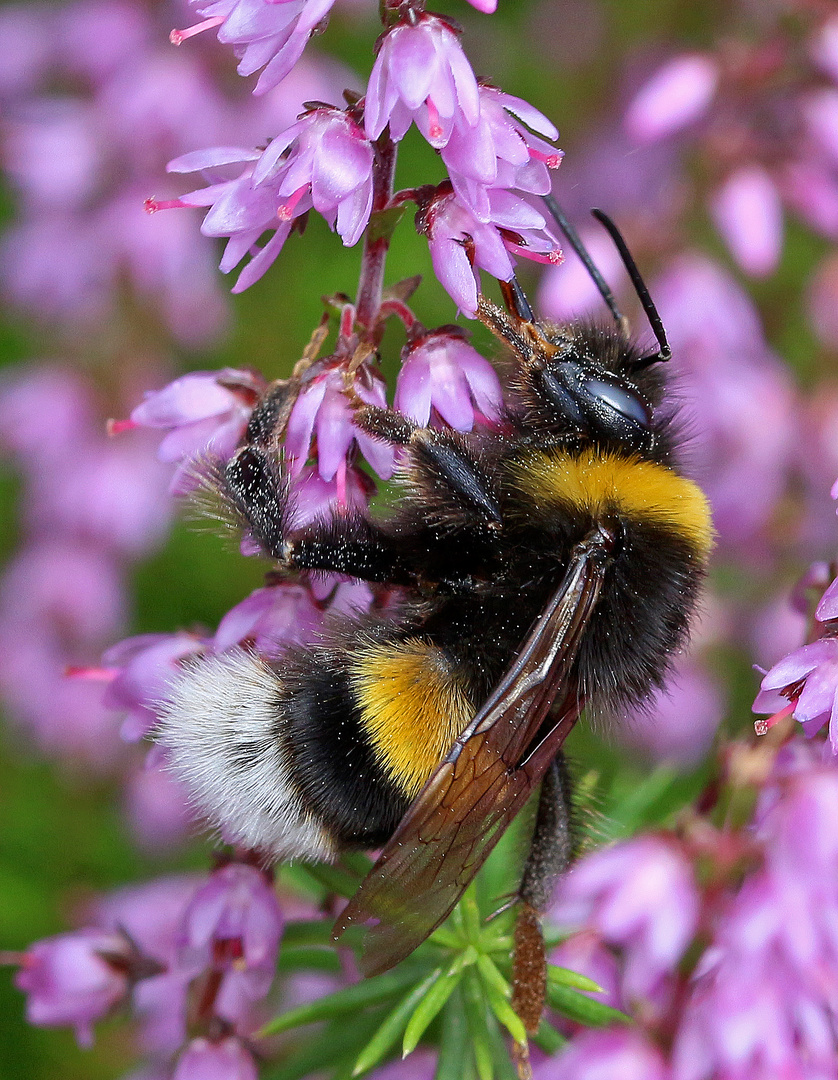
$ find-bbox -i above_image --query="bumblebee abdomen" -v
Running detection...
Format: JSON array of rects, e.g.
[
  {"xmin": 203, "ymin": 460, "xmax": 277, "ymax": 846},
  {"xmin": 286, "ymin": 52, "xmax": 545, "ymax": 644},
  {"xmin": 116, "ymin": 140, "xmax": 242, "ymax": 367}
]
[{"xmin": 157, "ymin": 632, "xmax": 478, "ymax": 860}]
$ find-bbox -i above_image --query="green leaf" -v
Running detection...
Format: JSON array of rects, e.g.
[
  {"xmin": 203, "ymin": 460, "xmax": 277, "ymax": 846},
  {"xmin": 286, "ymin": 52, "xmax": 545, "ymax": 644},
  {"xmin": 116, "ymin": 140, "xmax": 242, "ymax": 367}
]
[
  {"xmin": 545, "ymin": 982, "xmax": 631, "ymax": 1028},
  {"xmin": 402, "ymin": 951, "xmax": 471, "ymax": 1056},
  {"xmin": 262, "ymin": 1015, "xmax": 383, "ymax": 1080},
  {"xmin": 366, "ymin": 204, "xmax": 407, "ymax": 245},
  {"xmin": 259, "ymin": 968, "xmax": 420, "ymax": 1036},
  {"xmin": 462, "ymin": 968, "xmax": 497, "ymax": 1080},
  {"xmin": 352, "ymin": 969, "xmax": 442, "ymax": 1076},
  {"xmin": 434, "ymin": 986, "xmax": 470, "ymax": 1080},
  {"xmin": 296, "ymin": 861, "xmax": 363, "ymax": 899},
  {"xmin": 276, "ymin": 946, "xmax": 342, "ymax": 973},
  {"xmin": 546, "ymin": 963, "xmax": 604, "ymax": 994},
  {"xmin": 532, "ymin": 1018, "xmax": 566, "ymax": 1055}
]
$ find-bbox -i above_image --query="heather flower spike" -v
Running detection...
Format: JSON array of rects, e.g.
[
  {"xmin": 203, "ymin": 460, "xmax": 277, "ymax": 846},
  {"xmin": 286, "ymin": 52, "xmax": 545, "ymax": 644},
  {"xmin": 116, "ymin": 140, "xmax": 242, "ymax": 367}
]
[{"xmin": 167, "ymin": 108, "xmax": 374, "ymax": 292}]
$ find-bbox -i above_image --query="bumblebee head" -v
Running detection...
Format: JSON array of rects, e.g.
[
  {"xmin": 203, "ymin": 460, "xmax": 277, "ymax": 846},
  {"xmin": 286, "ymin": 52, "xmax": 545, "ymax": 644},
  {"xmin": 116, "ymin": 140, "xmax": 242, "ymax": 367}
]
[
  {"xmin": 528, "ymin": 334, "xmax": 654, "ymax": 452},
  {"xmin": 478, "ymin": 206, "xmax": 670, "ymax": 456}
]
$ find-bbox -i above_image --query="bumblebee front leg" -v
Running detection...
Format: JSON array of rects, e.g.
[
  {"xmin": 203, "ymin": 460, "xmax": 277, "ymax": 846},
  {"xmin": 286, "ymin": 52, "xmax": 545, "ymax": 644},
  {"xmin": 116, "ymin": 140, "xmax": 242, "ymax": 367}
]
[
  {"xmin": 223, "ymin": 444, "xmax": 415, "ymax": 583},
  {"xmin": 512, "ymin": 755, "xmax": 576, "ymax": 1035}
]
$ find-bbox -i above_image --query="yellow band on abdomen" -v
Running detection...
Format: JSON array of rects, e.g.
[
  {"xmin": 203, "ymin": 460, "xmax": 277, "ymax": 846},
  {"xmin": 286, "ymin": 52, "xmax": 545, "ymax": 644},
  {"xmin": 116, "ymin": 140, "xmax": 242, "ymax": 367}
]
[{"xmin": 350, "ymin": 640, "xmax": 474, "ymax": 798}]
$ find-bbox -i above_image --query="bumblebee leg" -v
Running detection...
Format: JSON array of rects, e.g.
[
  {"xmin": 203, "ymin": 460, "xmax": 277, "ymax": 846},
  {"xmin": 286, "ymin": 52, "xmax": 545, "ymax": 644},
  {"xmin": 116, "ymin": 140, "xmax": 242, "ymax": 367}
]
[
  {"xmin": 511, "ymin": 755, "xmax": 575, "ymax": 1036},
  {"xmin": 287, "ymin": 514, "xmax": 416, "ymax": 584}
]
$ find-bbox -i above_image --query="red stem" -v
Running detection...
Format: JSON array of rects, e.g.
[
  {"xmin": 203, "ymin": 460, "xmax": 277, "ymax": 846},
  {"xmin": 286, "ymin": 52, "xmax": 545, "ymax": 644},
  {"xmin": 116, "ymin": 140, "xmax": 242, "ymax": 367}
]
[{"xmin": 355, "ymin": 133, "xmax": 397, "ymax": 335}]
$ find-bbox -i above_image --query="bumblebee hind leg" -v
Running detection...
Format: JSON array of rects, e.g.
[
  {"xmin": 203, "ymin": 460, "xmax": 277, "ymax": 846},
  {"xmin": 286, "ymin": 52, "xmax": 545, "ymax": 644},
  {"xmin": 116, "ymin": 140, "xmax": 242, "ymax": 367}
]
[{"xmin": 512, "ymin": 755, "xmax": 576, "ymax": 1036}]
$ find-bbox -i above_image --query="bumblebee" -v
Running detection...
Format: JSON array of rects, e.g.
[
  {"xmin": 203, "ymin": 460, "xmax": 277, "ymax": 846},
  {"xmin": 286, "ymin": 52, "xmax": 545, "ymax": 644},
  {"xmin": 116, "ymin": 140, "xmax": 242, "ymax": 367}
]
[{"xmin": 158, "ymin": 207, "xmax": 712, "ymax": 1028}]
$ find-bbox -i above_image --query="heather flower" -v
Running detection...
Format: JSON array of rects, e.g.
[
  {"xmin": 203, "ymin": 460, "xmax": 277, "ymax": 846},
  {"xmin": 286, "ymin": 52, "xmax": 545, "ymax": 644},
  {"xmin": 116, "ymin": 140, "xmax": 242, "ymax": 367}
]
[
  {"xmin": 284, "ymin": 361, "xmax": 394, "ymax": 480},
  {"xmin": 441, "ymin": 85, "xmax": 561, "ymax": 221},
  {"xmin": 364, "ymin": 14, "xmax": 480, "ymax": 148},
  {"xmin": 536, "ymin": 1028, "xmax": 671, "ymax": 1080},
  {"xmin": 552, "ymin": 835, "xmax": 700, "ymax": 1008},
  {"xmin": 212, "ymin": 582, "xmax": 324, "ymax": 658},
  {"xmin": 421, "ymin": 186, "xmax": 560, "ymax": 315},
  {"xmin": 174, "ymin": 0, "xmax": 338, "ymax": 97},
  {"xmin": 817, "ymin": 575, "xmax": 838, "ymax": 620},
  {"xmin": 124, "ymin": 368, "xmax": 264, "ymax": 494},
  {"xmin": 711, "ymin": 166, "xmax": 784, "ymax": 278},
  {"xmin": 173, "ymin": 1036, "xmax": 259, "ymax": 1080},
  {"xmin": 620, "ymin": 656, "xmax": 725, "ymax": 768},
  {"xmin": 753, "ymin": 638, "xmax": 838, "ymax": 748},
  {"xmin": 168, "ymin": 108, "xmax": 374, "ymax": 291},
  {"xmin": 394, "ymin": 329, "xmax": 503, "ymax": 430},
  {"xmin": 14, "ymin": 929, "xmax": 133, "ymax": 1046},
  {"xmin": 624, "ymin": 53, "xmax": 719, "ymax": 143},
  {"xmin": 102, "ymin": 631, "xmax": 209, "ymax": 741},
  {"xmin": 96, "ymin": 875, "xmax": 202, "ymax": 1053},
  {"xmin": 287, "ymin": 461, "xmax": 374, "ymax": 528},
  {"xmin": 179, "ymin": 862, "xmax": 283, "ymax": 1000},
  {"xmin": 811, "ymin": 14, "xmax": 838, "ymax": 85}
]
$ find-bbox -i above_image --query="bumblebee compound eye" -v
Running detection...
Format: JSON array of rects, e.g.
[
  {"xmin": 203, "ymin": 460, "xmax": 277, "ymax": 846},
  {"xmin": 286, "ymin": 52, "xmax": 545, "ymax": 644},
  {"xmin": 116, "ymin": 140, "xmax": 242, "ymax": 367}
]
[{"xmin": 538, "ymin": 362, "xmax": 654, "ymax": 450}]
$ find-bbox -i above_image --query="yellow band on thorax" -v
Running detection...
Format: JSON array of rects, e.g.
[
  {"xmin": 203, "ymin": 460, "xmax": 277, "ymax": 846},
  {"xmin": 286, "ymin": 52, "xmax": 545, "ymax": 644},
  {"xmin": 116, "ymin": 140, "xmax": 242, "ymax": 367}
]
[{"xmin": 510, "ymin": 448, "xmax": 714, "ymax": 557}]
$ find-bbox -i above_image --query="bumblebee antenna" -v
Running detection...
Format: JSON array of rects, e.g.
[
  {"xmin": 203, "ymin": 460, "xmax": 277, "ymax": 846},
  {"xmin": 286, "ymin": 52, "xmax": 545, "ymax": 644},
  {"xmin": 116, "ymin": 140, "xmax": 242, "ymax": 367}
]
[
  {"xmin": 542, "ymin": 193, "xmax": 627, "ymax": 332},
  {"xmin": 590, "ymin": 208, "xmax": 671, "ymax": 366}
]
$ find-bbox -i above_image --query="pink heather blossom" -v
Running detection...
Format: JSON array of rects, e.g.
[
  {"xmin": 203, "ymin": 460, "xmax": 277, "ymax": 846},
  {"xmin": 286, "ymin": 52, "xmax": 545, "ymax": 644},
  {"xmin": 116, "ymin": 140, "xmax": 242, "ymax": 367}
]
[
  {"xmin": 817, "ymin": 576, "xmax": 838, "ymax": 621},
  {"xmin": 285, "ymin": 361, "xmax": 393, "ymax": 481},
  {"xmin": 536, "ymin": 1028, "xmax": 671, "ymax": 1080},
  {"xmin": 287, "ymin": 462, "xmax": 374, "ymax": 528},
  {"xmin": 803, "ymin": 88, "xmax": 838, "ymax": 165},
  {"xmin": 441, "ymin": 85, "xmax": 561, "ymax": 221},
  {"xmin": 173, "ymin": 1036, "xmax": 259, "ymax": 1080},
  {"xmin": 624, "ymin": 53, "xmax": 719, "ymax": 143},
  {"xmin": 674, "ymin": 758, "xmax": 838, "ymax": 1080},
  {"xmin": 102, "ymin": 631, "xmax": 209, "ymax": 741},
  {"xmin": 394, "ymin": 329, "xmax": 503, "ymax": 430},
  {"xmin": 711, "ymin": 166, "xmax": 784, "ymax": 278},
  {"xmin": 168, "ymin": 108, "xmax": 374, "ymax": 291},
  {"xmin": 213, "ymin": 582, "xmax": 324, "ymax": 658},
  {"xmin": 1, "ymin": 541, "xmax": 125, "ymax": 647},
  {"xmin": 552, "ymin": 835, "xmax": 700, "ymax": 1009},
  {"xmin": 96, "ymin": 875, "xmax": 202, "ymax": 1054},
  {"xmin": 176, "ymin": 0, "xmax": 338, "ymax": 97},
  {"xmin": 126, "ymin": 368, "xmax": 264, "ymax": 494},
  {"xmin": 14, "ymin": 929, "xmax": 132, "ymax": 1046},
  {"xmin": 753, "ymin": 638, "xmax": 838, "ymax": 749},
  {"xmin": 620, "ymin": 657, "xmax": 726, "ymax": 768},
  {"xmin": 179, "ymin": 862, "xmax": 283, "ymax": 1000},
  {"xmin": 421, "ymin": 187, "xmax": 560, "ymax": 315},
  {"xmin": 464, "ymin": 0, "xmax": 497, "ymax": 11},
  {"xmin": 56, "ymin": 0, "xmax": 151, "ymax": 85},
  {"xmin": 364, "ymin": 14, "xmax": 480, "ymax": 148},
  {"xmin": 811, "ymin": 14, "xmax": 838, "ymax": 85},
  {"xmin": 537, "ymin": 225, "xmax": 628, "ymax": 321},
  {"xmin": 780, "ymin": 158, "xmax": 838, "ymax": 240}
]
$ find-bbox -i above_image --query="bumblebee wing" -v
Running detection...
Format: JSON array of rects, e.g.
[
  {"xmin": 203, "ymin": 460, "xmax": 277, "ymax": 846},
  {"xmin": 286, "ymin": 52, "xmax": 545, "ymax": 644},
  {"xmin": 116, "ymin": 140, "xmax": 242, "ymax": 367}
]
[{"xmin": 333, "ymin": 525, "xmax": 614, "ymax": 976}]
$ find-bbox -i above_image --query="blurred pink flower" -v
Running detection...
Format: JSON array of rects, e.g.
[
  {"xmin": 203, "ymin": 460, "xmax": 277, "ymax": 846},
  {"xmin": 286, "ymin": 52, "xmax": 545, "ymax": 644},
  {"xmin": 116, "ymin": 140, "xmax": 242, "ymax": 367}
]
[
  {"xmin": 624, "ymin": 53, "xmax": 719, "ymax": 143},
  {"xmin": 15, "ymin": 929, "xmax": 132, "ymax": 1046},
  {"xmin": 536, "ymin": 1028, "xmax": 671, "ymax": 1080},
  {"xmin": 711, "ymin": 166, "xmax": 783, "ymax": 277},
  {"xmin": 173, "ymin": 1037, "xmax": 258, "ymax": 1080},
  {"xmin": 179, "ymin": 863, "xmax": 283, "ymax": 1001},
  {"xmin": 551, "ymin": 835, "xmax": 700, "ymax": 1009}
]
